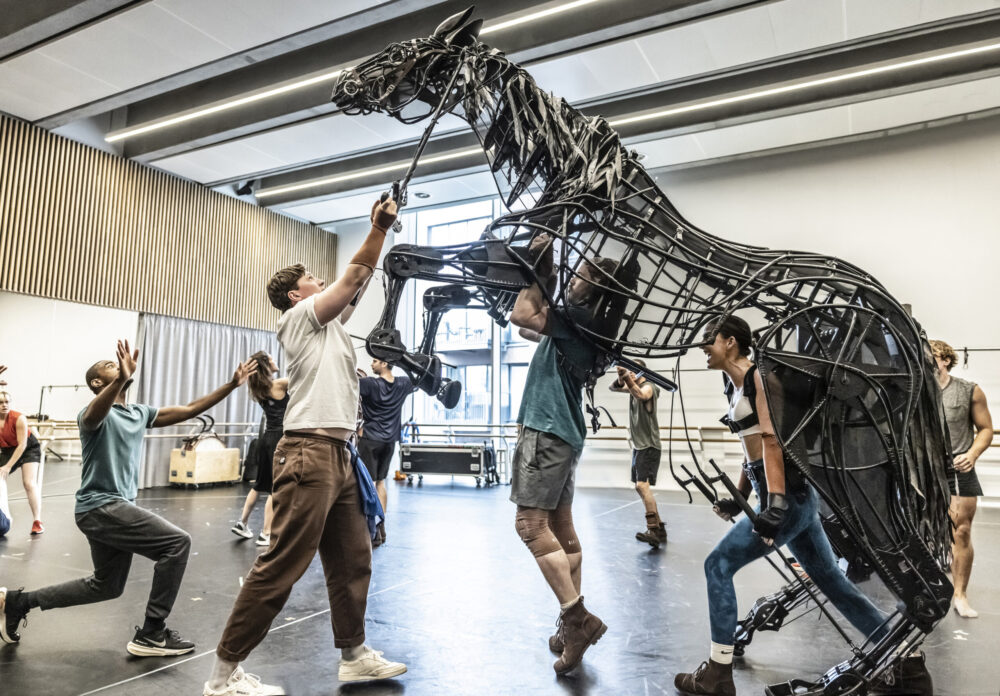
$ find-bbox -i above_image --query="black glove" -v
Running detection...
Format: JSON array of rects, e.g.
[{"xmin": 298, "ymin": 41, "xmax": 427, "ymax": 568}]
[
  {"xmin": 713, "ymin": 498, "xmax": 742, "ymax": 521},
  {"xmin": 753, "ymin": 492, "xmax": 789, "ymax": 544}
]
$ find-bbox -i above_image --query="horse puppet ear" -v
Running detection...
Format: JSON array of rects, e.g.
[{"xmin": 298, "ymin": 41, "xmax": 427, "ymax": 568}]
[{"xmin": 433, "ymin": 6, "xmax": 483, "ymax": 45}]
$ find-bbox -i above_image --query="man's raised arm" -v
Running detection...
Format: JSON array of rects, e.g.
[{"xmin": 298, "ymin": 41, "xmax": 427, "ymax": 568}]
[
  {"xmin": 152, "ymin": 359, "xmax": 255, "ymax": 428},
  {"xmin": 314, "ymin": 198, "xmax": 397, "ymax": 326},
  {"xmin": 510, "ymin": 233, "xmax": 554, "ymax": 335}
]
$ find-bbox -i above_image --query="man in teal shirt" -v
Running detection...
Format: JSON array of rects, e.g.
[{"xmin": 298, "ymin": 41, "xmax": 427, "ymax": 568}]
[
  {"xmin": 1, "ymin": 339, "xmax": 253, "ymax": 657},
  {"xmin": 509, "ymin": 233, "xmax": 618, "ymax": 677}
]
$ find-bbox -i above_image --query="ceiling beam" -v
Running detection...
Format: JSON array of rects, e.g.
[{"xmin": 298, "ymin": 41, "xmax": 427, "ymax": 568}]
[
  {"xmin": 249, "ymin": 13, "xmax": 1000, "ymax": 208},
  {"xmin": 33, "ymin": 0, "xmax": 460, "ymax": 129},
  {"xmin": 0, "ymin": 0, "xmax": 143, "ymax": 60},
  {"xmin": 104, "ymin": 0, "xmax": 763, "ymax": 162}
]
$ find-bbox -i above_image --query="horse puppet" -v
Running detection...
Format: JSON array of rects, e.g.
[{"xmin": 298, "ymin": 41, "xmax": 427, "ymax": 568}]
[{"xmin": 331, "ymin": 8, "xmax": 953, "ymax": 693}]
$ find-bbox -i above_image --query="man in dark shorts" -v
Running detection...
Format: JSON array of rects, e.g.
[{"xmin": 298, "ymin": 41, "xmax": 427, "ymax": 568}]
[
  {"xmin": 0, "ymin": 390, "xmax": 45, "ymax": 534},
  {"xmin": 509, "ymin": 233, "xmax": 617, "ymax": 676},
  {"xmin": 358, "ymin": 358, "xmax": 413, "ymax": 547},
  {"xmin": 930, "ymin": 339, "xmax": 994, "ymax": 618},
  {"xmin": 609, "ymin": 360, "xmax": 666, "ymax": 548},
  {"xmin": 1, "ymin": 340, "xmax": 254, "ymax": 655}
]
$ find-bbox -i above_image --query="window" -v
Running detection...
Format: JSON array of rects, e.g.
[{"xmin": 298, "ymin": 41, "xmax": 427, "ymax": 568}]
[{"xmin": 396, "ymin": 198, "xmax": 540, "ymax": 428}]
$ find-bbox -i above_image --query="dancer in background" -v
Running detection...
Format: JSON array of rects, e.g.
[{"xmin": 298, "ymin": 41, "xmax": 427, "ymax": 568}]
[
  {"xmin": 232, "ymin": 352, "xmax": 287, "ymax": 547},
  {"xmin": 609, "ymin": 360, "xmax": 666, "ymax": 549},
  {"xmin": 0, "ymin": 390, "xmax": 44, "ymax": 535},
  {"xmin": 358, "ymin": 358, "xmax": 412, "ymax": 547},
  {"xmin": 930, "ymin": 339, "xmax": 994, "ymax": 619}
]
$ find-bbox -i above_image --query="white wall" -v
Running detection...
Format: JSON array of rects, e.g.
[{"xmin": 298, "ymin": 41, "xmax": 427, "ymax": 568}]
[
  {"xmin": 0, "ymin": 291, "xmax": 139, "ymax": 421},
  {"xmin": 329, "ymin": 117, "xmax": 1000, "ymax": 493}
]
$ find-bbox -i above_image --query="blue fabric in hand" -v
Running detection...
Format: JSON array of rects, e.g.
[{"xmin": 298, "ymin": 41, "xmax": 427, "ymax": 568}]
[{"xmin": 348, "ymin": 441, "xmax": 384, "ymax": 540}]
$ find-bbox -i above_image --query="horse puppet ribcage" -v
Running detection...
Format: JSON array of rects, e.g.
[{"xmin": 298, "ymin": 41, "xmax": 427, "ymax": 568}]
[{"xmin": 332, "ymin": 7, "xmax": 953, "ymax": 692}]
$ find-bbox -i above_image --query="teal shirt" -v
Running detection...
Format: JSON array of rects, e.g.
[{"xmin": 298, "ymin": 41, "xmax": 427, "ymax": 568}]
[
  {"xmin": 517, "ymin": 306, "xmax": 598, "ymax": 451},
  {"xmin": 75, "ymin": 403, "xmax": 158, "ymax": 514}
]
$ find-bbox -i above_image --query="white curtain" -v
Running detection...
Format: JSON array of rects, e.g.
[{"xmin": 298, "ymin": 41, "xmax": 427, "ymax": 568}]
[{"xmin": 134, "ymin": 313, "xmax": 282, "ymax": 489}]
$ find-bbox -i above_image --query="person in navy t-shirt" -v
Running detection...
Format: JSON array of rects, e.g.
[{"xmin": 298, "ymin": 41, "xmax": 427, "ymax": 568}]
[{"xmin": 357, "ymin": 359, "xmax": 412, "ymax": 547}]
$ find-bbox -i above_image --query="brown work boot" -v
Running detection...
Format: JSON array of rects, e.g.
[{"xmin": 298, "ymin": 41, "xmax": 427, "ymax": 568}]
[
  {"xmin": 674, "ymin": 659, "xmax": 736, "ymax": 696},
  {"xmin": 548, "ymin": 616, "xmax": 565, "ymax": 654},
  {"xmin": 869, "ymin": 653, "xmax": 933, "ymax": 695},
  {"xmin": 553, "ymin": 597, "xmax": 607, "ymax": 675},
  {"xmin": 656, "ymin": 522, "xmax": 668, "ymax": 544},
  {"xmin": 635, "ymin": 528, "xmax": 662, "ymax": 548}
]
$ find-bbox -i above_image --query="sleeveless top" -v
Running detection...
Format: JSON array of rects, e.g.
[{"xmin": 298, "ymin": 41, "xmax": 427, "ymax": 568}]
[
  {"xmin": 628, "ymin": 382, "xmax": 661, "ymax": 451},
  {"xmin": 0, "ymin": 409, "xmax": 32, "ymax": 449},
  {"xmin": 941, "ymin": 376, "xmax": 976, "ymax": 455},
  {"xmin": 260, "ymin": 393, "xmax": 288, "ymax": 433},
  {"xmin": 722, "ymin": 366, "xmax": 760, "ymax": 437}
]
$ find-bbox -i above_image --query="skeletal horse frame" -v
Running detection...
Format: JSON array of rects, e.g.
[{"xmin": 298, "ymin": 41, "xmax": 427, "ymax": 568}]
[{"xmin": 332, "ymin": 8, "xmax": 953, "ymax": 693}]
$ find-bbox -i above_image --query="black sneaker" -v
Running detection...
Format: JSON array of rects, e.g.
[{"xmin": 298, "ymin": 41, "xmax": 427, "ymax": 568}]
[
  {"xmin": 126, "ymin": 625, "xmax": 196, "ymax": 657},
  {"xmin": 0, "ymin": 587, "xmax": 27, "ymax": 644}
]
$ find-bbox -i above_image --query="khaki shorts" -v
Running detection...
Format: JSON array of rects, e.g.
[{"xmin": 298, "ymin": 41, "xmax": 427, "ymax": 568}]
[{"xmin": 509, "ymin": 427, "xmax": 581, "ymax": 510}]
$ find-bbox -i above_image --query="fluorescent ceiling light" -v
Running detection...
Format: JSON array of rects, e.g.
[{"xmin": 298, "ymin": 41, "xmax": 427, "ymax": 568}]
[
  {"xmin": 480, "ymin": 0, "xmax": 603, "ymax": 34},
  {"xmin": 104, "ymin": 0, "xmax": 603, "ymax": 143},
  {"xmin": 105, "ymin": 69, "xmax": 345, "ymax": 143},
  {"xmin": 255, "ymin": 147, "xmax": 482, "ymax": 198},
  {"xmin": 610, "ymin": 41, "xmax": 1000, "ymax": 128}
]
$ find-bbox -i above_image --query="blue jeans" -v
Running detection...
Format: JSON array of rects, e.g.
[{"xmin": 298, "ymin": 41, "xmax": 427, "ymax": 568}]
[{"xmin": 705, "ymin": 481, "xmax": 887, "ymax": 644}]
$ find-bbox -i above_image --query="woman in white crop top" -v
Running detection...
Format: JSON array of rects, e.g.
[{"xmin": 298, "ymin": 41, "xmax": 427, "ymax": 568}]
[{"xmin": 673, "ymin": 315, "xmax": 907, "ymax": 695}]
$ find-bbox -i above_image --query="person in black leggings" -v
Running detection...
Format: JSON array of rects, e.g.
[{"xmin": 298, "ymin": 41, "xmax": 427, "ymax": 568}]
[{"xmin": 232, "ymin": 352, "xmax": 287, "ymax": 547}]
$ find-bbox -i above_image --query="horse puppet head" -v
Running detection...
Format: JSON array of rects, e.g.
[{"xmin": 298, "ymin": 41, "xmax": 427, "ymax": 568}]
[{"xmin": 332, "ymin": 7, "xmax": 494, "ymax": 125}]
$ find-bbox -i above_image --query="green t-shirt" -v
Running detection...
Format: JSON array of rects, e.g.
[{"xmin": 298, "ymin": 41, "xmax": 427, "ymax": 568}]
[
  {"xmin": 75, "ymin": 403, "xmax": 159, "ymax": 514},
  {"xmin": 517, "ymin": 305, "xmax": 598, "ymax": 451}
]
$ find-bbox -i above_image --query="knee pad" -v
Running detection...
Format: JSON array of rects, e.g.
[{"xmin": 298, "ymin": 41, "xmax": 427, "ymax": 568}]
[
  {"xmin": 515, "ymin": 508, "xmax": 561, "ymax": 558},
  {"xmin": 549, "ymin": 505, "xmax": 580, "ymax": 554}
]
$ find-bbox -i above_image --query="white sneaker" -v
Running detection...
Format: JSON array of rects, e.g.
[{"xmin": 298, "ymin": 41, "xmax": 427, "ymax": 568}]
[
  {"xmin": 255, "ymin": 534, "xmax": 270, "ymax": 547},
  {"xmin": 203, "ymin": 666, "xmax": 285, "ymax": 696},
  {"xmin": 338, "ymin": 645, "xmax": 407, "ymax": 682},
  {"xmin": 231, "ymin": 522, "xmax": 253, "ymax": 539}
]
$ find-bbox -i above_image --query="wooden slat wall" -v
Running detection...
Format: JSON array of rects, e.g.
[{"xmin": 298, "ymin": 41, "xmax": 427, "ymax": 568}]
[{"xmin": 0, "ymin": 115, "xmax": 336, "ymax": 331}]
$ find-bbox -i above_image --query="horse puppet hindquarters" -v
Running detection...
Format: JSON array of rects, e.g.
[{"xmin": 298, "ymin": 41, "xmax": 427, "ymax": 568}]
[{"xmin": 754, "ymin": 289, "xmax": 953, "ymax": 642}]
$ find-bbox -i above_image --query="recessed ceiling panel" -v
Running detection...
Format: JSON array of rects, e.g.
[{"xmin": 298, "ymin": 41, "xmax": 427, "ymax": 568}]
[
  {"xmin": 633, "ymin": 23, "xmax": 718, "ymax": 84},
  {"xmin": 281, "ymin": 171, "xmax": 499, "ymax": 224},
  {"xmin": 767, "ymin": 0, "xmax": 846, "ymax": 55},
  {"xmin": 847, "ymin": 75, "xmax": 1000, "ymax": 133},
  {"xmin": 154, "ymin": 140, "xmax": 287, "ymax": 182},
  {"xmin": 150, "ymin": 111, "xmax": 470, "ymax": 184},
  {"xmin": 0, "ymin": 53, "xmax": 117, "ymax": 121},
  {"xmin": 0, "ymin": 0, "xmax": 390, "ymax": 121},
  {"xmin": 696, "ymin": 3, "xmax": 777, "ymax": 68},
  {"xmin": 157, "ymin": 0, "xmax": 382, "ymax": 52},
  {"xmin": 46, "ymin": 4, "xmax": 229, "ymax": 91}
]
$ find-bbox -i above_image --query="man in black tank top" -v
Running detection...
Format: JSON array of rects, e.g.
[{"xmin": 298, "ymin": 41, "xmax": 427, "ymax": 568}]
[{"xmin": 931, "ymin": 340, "xmax": 994, "ymax": 619}]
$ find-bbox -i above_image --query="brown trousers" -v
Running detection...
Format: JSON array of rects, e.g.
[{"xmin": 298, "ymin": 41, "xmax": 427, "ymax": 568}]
[{"xmin": 216, "ymin": 433, "xmax": 373, "ymax": 661}]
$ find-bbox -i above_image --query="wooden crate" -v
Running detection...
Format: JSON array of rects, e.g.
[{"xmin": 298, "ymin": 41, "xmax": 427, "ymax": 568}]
[{"xmin": 169, "ymin": 448, "xmax": 240, "ymax": 486}]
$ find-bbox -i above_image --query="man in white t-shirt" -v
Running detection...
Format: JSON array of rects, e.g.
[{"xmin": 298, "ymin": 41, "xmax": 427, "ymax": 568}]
[{"xmin": 204, "ymin": 197, "xmax": 406, "ymax": 696}]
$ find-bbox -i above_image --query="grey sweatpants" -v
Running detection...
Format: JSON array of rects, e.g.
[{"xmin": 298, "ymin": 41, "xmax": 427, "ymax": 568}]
[{"xmin": 33, "ymin": 500, "xmax": 191, "ymax": 621}]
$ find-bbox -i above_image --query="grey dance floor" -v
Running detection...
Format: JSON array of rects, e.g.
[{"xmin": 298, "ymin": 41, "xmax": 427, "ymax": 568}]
[{"xmin": 1, "ymin": 460, "xmax": 997, "ymax": 695}]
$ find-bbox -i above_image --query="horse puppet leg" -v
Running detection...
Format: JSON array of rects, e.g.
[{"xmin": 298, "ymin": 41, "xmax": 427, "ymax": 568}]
[{"xmin": 366, "ymin": 235, "xmax": 534, "ymax": 405}]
